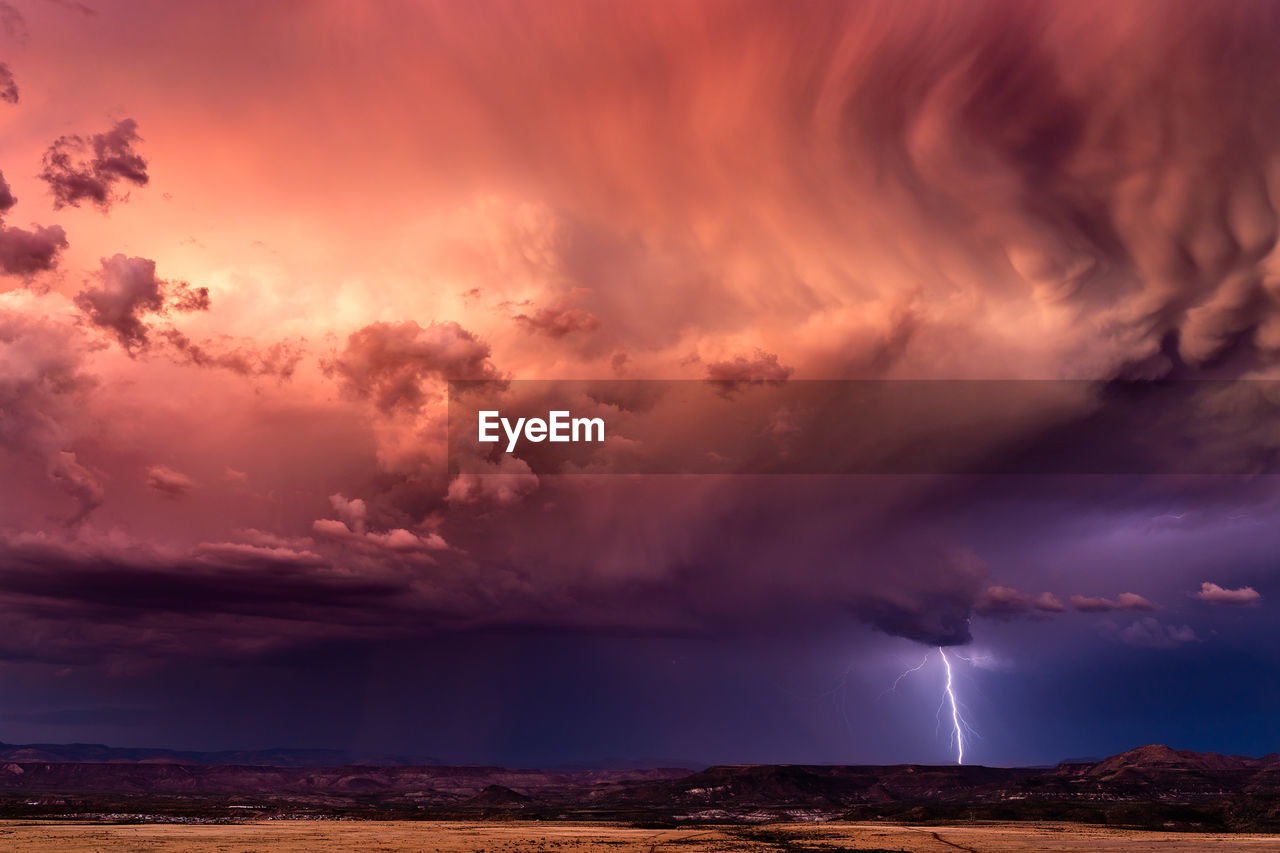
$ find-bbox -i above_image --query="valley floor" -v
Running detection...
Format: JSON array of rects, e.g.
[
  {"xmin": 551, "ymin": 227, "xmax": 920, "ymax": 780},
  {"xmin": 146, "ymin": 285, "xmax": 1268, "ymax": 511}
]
[{"xmin": 3, "ymin": 819, "xmax": 1280, "ymax": 852}]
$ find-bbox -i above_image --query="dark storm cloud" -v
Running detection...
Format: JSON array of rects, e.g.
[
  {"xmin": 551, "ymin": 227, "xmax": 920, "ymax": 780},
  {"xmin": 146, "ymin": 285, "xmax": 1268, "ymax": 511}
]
[
  {"xmin": 325, "ymin": 320, "xmax": 501, "ymax": 412},
  {"xmin": 39, "ymin": 118, "xmax": 148, "ymax": 210},
  {"xmin": 0, "ymin": 62, "xmax": 16, "ymax": 104},
  {"xmin": 437, "ymin": 475, "xmax": 1005, "ymax": 647},
  {"xmin": 10, "ymin": 2, "xmax": 1280, "ymax": 768},
  {"xmin": 839, "ymin": 544, "xmax": 989, "ymax": 646},
  {"xmin": 0, "ymin": 533, "xmax": 412, "ymax": 665}
]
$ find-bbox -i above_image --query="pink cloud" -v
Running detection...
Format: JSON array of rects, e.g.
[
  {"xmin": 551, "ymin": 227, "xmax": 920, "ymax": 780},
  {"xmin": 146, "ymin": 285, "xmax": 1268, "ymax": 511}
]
[
  {"xmin": 1194, "ymin": 582, "xmax": 1262, "ymax": 606},
  {"xmin": 1070, "ymin": 593, "xmax": 1157, "ymax": 613},
  {"xmin": 145, "ymin": 465, "xmax": 196, "ymax": 498},
  {"xmin": 974, "ymin": 585, "xmax": 1064, "ymax": 619}
]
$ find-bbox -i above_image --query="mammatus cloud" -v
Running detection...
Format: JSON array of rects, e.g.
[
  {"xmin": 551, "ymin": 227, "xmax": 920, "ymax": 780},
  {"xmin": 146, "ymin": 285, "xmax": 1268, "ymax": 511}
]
[
  {"xmin": 74, "ymin": 255, "xmax": 207, "ymax": 351},
  {"xmin": 39, "ymin": 118, "xmax": 148, "ymax": 210},
  {"xmin": 324, "ymin": 320, "xmax": 501, "ymax": 413},
  {"xmin": 0, "ymin": 172, "xmax": 67, "ymax": 276},
  {"xmin": 1071, "ymin": 593, "xmax": 1157, "ymax": 613},
  {"xmin": 1194, "ymin": 582, "xmax": 1262, "ymax": 606}
]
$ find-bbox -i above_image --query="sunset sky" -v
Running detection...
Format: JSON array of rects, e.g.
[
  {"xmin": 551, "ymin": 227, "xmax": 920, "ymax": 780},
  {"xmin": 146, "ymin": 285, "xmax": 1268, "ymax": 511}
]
[{"xmin": 2, "ymin": 0, "xmax": 1280, "ymax": 767}]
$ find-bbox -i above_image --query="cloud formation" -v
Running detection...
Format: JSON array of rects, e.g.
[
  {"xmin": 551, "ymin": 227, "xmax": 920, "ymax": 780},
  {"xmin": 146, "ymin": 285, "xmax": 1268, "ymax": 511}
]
[
  {"xmin": 514, "ymin": 294, "xmax": 600, "ymax": 338},
  {"xmin": 0, "ymin": 221, "xmax": 67, "ymax": 276},
  {"xmin": 0, "ymin": 291, "xmax": 101, "ymax": 522},
  {"xmin": 39, "ymin": 118, "xmax": 148, "ymax": 210},
  {"xmin": 0, "ymin": 2, "xmax": 1278, "ymax": 739},
  {"xmin": 160, "ymin": 329, "xmax": 303, "ymax": 379},
  {"xmin": 1117, "ymin": 618, "xmax": 1199, "ymax": 650},
  {"xmin": 1070, "ymin": 593, "xmax": 1158, "ymax": 613},
  {"xmin": 145, "ymin": 465, "xmax": 195, "ymax": 498},
  {"xmin": 975, "ymin": 585, "xmax": 1065, "ymax": 619},
  {"xmin": 0, "ymin": 172, "xmax": 67, "ymax": 277},
  {"xmin": 74, "ymin": 255, "xmax": 207, "ymax": 351},
  {"xmin": 705, "ymin": 351, "xmax": 794, "ymax": 384},
  {"xmin": 0, "ymin": 62, "xmax": 16, "ymax": 104},
  {"xmin": 1194, "ymin": 582, "xmax": 1262, "ymax": 606},
  {"xmin": 325, "ymin": 321, "xmax": 501, "ymax": 413}
]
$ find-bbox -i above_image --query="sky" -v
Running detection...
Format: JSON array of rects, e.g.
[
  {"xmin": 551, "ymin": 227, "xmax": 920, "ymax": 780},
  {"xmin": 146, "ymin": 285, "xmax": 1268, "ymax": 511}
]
[{"xmin": 1, "ymin": 0, "xmax": 1280, "ymax": 768}]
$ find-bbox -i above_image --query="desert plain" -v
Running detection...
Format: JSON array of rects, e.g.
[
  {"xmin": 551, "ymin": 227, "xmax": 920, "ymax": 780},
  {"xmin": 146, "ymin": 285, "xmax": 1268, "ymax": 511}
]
[{"xmin": 4, "ymin": 820, "xmax": 1280, "ymax": 853}]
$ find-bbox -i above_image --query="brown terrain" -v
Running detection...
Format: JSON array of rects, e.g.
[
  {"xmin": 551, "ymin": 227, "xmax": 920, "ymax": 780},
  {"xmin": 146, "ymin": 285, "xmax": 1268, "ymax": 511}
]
[
  {"xmin": 3, "ymin": 742, "xmax": 1280, "ymax": 847},
  {"xmin": 6, "ymin": 819, "xmax": 1280, "ymax": 852}
]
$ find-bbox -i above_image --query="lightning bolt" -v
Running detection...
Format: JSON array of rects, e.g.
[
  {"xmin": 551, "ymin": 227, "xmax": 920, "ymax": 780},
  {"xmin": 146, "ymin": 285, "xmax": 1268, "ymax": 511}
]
[
  {"xmin": 877, "ymin": 654, "xmax": 930, "ymax": 701},
  {"xmin": 881, "ymin": 647, "xmax": 977, "ymax": 765},
  {"xmin": 939, "ymin": 647, "xmax": 964, "ymax": 765}
]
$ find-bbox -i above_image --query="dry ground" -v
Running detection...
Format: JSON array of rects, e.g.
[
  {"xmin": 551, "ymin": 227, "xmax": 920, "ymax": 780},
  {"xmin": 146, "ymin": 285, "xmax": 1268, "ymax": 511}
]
[{"xmin": 3, "ymin": 819, "xmax": 1280, "ymax": 852}]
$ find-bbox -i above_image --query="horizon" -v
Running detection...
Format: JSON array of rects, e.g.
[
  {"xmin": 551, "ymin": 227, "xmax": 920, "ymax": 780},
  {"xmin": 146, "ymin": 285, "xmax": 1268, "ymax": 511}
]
[{"xmin": 0, "ymin": 737, "xmax": 1269, "ymax": 772}]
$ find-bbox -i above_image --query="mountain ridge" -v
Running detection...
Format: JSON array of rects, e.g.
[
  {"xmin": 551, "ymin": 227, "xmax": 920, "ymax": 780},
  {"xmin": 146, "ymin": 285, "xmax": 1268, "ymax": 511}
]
[{"xmin": 4, "ymin": 742, "xmax": 1280, "ymax": 831}]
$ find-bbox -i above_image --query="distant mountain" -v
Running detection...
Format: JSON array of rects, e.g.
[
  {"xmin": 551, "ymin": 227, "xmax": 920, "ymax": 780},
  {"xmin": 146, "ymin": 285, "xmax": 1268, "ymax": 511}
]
[
  {"xmin": 0, "ymin": 741, "xmax": 440, "ymax": 767},
  {"xmin": 4, "ymin": 743, "xmax": 1280, "ymax": 831}
]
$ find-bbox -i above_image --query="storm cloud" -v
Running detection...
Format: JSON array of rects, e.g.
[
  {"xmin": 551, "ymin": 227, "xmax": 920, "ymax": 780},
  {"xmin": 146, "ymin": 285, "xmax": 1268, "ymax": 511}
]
[{"xmin": 0, "ymin": 0, "xmax": 1278, "ymax": 766}]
